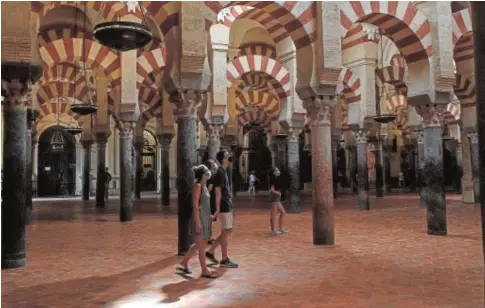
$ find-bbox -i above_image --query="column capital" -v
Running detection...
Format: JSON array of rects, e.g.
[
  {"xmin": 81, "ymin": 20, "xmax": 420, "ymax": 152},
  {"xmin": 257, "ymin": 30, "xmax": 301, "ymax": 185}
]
[
  {"xmin": 157, "ymin": 133, "xmax": 174, "ymax": 148},
  {"xmin": 81, "ymin": 139, "xmax": 94, "ymax": 149},
  {"xmin": 303, "ymin": 96, "xmax": 336, "ymax": 127},
  {"xmin": 171, "ymin": 89, "xmax": 205, "ymax": 119},
  {"xmin": 415, "ymin": 104, "xmax": 447, "ymax": 128},
  {"xmin": 206, "ymin": 124, "xmax": 224, "ymax": 140},
  {"xmin": 287, "ymin": 127, "xmax": 302, "ymax": 142},
  {"xmin": 1, "ymin": 80, "xmax": 30, "ymax": 110},
  {"xmin": 353, "ymin": 128, "xmax": 369, "ymax": 144},
  {"xmin": 416, "ymin": 130, "xmax": 424, "ymax": 144},
  {"xmin": 118, "ymin": 121, "xmax": 134, "ymax": 138},
  {"xmin": 95, "ymin": 132, "xmax": 110, "ymax": 144},
  {"xmin": 468, "ymin": 131, "xmax": 478, "ymax": 144}
]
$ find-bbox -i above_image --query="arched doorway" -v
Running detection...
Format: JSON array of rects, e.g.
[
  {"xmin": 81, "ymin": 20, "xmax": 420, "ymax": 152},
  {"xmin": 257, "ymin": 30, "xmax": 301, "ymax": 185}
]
[
  {"xmin": 141, "ymin": 129, "xmax": 157, "ymax": 191},
  {"xmin": 37, "ymin": 125, "xmax": 76, "ymax": 196}
]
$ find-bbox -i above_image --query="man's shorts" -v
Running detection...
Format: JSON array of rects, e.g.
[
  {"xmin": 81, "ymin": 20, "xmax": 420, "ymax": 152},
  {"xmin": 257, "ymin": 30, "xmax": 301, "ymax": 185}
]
[{"xmin": 219, "ymin": 212, "xmax": 233, "ymax": 230}]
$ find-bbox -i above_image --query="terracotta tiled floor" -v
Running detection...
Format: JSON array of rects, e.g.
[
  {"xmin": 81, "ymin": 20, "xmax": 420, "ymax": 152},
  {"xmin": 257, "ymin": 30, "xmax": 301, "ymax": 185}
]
[{"xmin": 2, "ymin": 192, "xmax": 484, "ymax": 308}]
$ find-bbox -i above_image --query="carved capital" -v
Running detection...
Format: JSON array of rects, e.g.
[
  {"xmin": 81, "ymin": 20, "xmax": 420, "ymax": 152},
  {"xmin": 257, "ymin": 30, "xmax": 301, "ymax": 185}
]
[
  {"xmin": 207, "ymin": 124, "xmax": 223, "ymax": 140},
  {"xmin": 1, "ymin": 79, "xmax": 30, "ymax": 110},
  {"xmin": 354, "ymin": 129, "xmax": 369, "ymax": 144},
  {"xmin": 81, "ymin": 140, "xmax": 94, "ymax": 149},
  {"xmin": 118, "ymin": 121, "xmax": 134, "ymax": 138},
  {"xmin": 157, "ymin": 133, "xmax": 174, "ymax": 149},
  {"xmin": 416, "ymin": 130, "xmax": 424, "ymax": 144},
  {"xmin": 95, "ymin": 132, "xmax": 110, "ymax": 144},
  {"xmin": 171, "ymin": 89, "xmax": 205, "ymax": 119},
  {"xmin": 303, "ymin": 96, "xmax": 335, "ymax": 127},
  {"xmin": 287, "ymin": 127, "xmax": 302, "ymax": 142},
  {"xmin": 468, "ymin": 131, "xmax": 478, "ymax": 144},
  {"xmin": 415, "ymin": 105, "xmax": 447, "ymax": 128}
]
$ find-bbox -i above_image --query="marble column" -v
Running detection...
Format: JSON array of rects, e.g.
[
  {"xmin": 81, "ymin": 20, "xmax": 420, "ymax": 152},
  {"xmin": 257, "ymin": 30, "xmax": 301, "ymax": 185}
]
[
  {"xmin": 81, "ymin": 140, "xmax": 93, "ymax": 201},
  {"xmin": 455, "ymin": 142, "xmax": 463, "ymax": 194},
  {"xmin": 275, "ymin": 135, "xmax": 288, "ymax": 200},
  {"xmin": 421, "ymin": 106, "xmax": 447, "ymax": 236},
  {"xmin": 469, "ymin": 132, "xmax": 480, "ymax": 203},
  {"xmin": 25, "ymin": 110, "xmax": 36, "ymax": 225},
  {"xmin": 119, "ymin": 123, "xmax": 134, "ymax": 222},
  {"xmin": 355, "ymin": 129, "xmax": 370, "ymax": 210},
  {"xmin": 158, "ymin": 134, "xmax": 173, "ymax": 206},
  {"xmin": 375, "ymin": 139, "xmax": 385, "ymax": 198},
  {"xmin": 416, "ymin": 131, "xmax": 426, "ymax": 207},
  {"xmin": 287, "ymin": 128, "xmax": 301, "ymax": 213},
  {"xmin": 266, "ymin": 131, "xmax": 276, "ymax": 168},
  {"xmin": 95, "ymin": 133, "xmax": 109, "ymax": 208},
  {"xmin": 173, "ymin": 91, "xmax": 201, "ymax": 255},
  {"xmin": 347, "ymin": 144, "xmax": 358, "ymax": 193},
  {"xmin": 461, "ymin": 128, "xmax": 474, "ymax": 203},
  {"xmin": 304, "ymin": 97, "xmax": 335, "ymax": 245},
  {"xmin": 1, "ymin": 63, "xmax": 42, "ymax": 268},
  {"xmin": 75, "ymin": 142, "xmax": 84, "ymax": 196},
  {"xmin": 223, "ymin": 134, "xmax": 237, "ymax": 196},
  {"xmin": 406, "ymin": 142, "xmax": 416, "ymax": 192},
  {"xmin": 470, "ymin": 2, "xmax": 485, "ymax": 271},
  {"xmin": 133, "ymin": 141, "xmax": 143, "ymax": 200},
  {"xmin": 331, "ymin": 135, "xmax": 339, "ymax": 199},
  {"xmin": 384, "ymin": 144, "xmax": 393, "ymax": 193},
  {"xmin": 207, "ymin": 125, "xmax": 222, "ymax": 160}
]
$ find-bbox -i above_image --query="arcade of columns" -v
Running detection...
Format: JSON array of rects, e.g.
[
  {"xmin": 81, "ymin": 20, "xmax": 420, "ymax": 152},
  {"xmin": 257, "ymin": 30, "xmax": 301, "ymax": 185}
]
[{"xmin": 1, "ymin": 1, "xmax": 483, "ymax": 267}]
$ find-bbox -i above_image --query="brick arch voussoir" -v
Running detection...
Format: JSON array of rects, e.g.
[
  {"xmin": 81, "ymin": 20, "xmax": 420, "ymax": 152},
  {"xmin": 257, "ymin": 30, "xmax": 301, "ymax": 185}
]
[
  {"xmin": 338, "ymin": 67, "xmax": 361, "ymax": 105},
  {"xmin": 340, "ymin": 1, "xmax": 432, "ymax": 63},
  {"xmin": 375, "ymin": 66, "xmax": 407, "ymax": 95},
  {"xmin": 452, "ymin": 7, "xmax": 473, "ymax": 47},
  {"xmin": 227, "ymin": 55, "xmax": 291, "ymax": 99},
  {"xmin": 453, "ymin": 73, "xmax": 476, "ymax": 107}
]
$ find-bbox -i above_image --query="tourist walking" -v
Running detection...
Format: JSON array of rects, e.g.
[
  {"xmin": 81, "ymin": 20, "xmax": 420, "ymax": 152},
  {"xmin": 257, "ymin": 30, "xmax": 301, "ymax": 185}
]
[
  {"xmin": 205, "ymin": 150, "xmax": 239, "ymax": 268},
  {"xmin": 269, "ymin": 167, "xmax": 287, "ymax": 235},
  {"xmin": 177, "ymin": 164, "xmax": 217, "ymax": 279},
  {"xmin": 105, "ymin": 167, "xmax": 112, "ymax": 201},
  {"xmin": 205, "ymin": 159, "xmax": 218, "ymax": 244},
  {"xmin": 247, "ymin": 171, "xmax": 258, "ymax": 195}
]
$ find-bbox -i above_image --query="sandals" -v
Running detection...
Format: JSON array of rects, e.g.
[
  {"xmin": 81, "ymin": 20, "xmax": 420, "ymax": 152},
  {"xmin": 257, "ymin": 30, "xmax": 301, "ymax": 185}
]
[
  {"xmin": 201, "ymin": 272, "xmax": 217, "ymax": 279},
  {"xmin": 176, "ymin": 266, "xmax": 193, "ymax": 274}
]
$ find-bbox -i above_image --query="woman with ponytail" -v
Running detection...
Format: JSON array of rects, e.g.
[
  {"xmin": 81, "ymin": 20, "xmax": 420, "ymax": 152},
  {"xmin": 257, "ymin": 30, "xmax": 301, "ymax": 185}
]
[{"xmin": 177, "ymin": 164, "xmax": 217, "ymax": 279}]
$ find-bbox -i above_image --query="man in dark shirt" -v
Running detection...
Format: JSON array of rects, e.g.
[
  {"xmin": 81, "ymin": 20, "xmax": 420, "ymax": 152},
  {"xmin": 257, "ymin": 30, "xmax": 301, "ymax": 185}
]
[{"xmin": 205, "ymin": 150, "xmax": 239, "ymax": 268}]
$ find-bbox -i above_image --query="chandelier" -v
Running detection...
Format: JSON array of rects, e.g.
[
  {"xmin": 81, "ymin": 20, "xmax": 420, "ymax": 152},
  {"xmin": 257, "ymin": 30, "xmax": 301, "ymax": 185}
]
[
  {"xmin": 50, "ymin": 96, "xmax": 65, "ymax": 153},
  {"xmin": 94, "ymin": 1, "xmax": 152, "ymax": 52},
  {"xmin": 70, "ymin": 2, "xmax": 98, "ymax": 116}
]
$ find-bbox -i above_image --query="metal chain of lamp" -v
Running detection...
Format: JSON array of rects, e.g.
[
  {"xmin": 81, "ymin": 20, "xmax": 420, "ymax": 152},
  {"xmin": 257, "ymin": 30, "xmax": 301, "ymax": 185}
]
[
  {"xmin": 70, "ymin": 2, "xmax": 98, "ymax": 116},
  {"xmin": 93, "ymin": 1, "xmax": 153, "ymax": 52},
  {"xmin": 50, "ymin": 93, "xmax": 66, "ymax": 153},
  {"xmin": 374, "ymin": 27, "xmax": 396, "ymax": 124}
]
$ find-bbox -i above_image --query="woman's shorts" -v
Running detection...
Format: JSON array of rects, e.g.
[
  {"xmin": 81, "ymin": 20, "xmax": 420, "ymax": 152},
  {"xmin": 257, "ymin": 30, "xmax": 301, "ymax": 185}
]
[{"xmin": 269, "ymin": 191, "xmax": 281, "ymax": 203}]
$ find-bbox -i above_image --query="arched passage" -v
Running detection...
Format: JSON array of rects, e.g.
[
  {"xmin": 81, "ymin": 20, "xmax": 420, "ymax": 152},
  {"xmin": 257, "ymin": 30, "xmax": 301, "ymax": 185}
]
[{"xmin": 37, "ymin": 125, "xmax": 76, "ymax": 197}]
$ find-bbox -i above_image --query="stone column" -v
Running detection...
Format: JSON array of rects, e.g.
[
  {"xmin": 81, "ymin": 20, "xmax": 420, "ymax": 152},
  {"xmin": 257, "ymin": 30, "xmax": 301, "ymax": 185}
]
[
  {"xmin": 331, "ymin": 135, "xmax": 339, "ymax": 198},
  {"xmin": 158, "ymin": 134, "xmax": 173, "ymax": 206},
  {"xmin": 286, "ymin": 128, "xmax": 302, "ymax": 213},
  {"xmin": 455, "ymin": 142, "xmax": 463, "ymax": 193},
  {"xmin": 468, "ymin": 132, "xmax": 480, "ymax": 202},
  {"xmin": 266, "ymin": 131, "xmax": 276, "ymax": 168},
  {"xmin": 383, "ymin": 144, "xmax": 393, "ymax": 193},
  {"xmin": 355, "ymin": 129, "xmax": 370, "ymax": 210},
  {"xmin": 304, "ymin": 97, "xmax": 335, "ymax": 246},
  {"xmin": 1, "ymin": 63, "xmax": 42, "ymax": 268},
  {"xmin": 133, "ymin": 141, "xmax": 143, "ymax": 200},
  {"xmin": 421, "ymin": 106, "xmax": 447, "ymax": 236},
  {"xmin": 347, "ymin": 144, "xmax": 358, "ymax": 193},
  {"xmin": 172, "ymin": 90, "xmax": 202, "ymax": 255},
  {"xmin": 374, "ymin": 138, "xmax": 385, "ymax": 198},
  {"xmin": 416, "ymin": 131, "xmax": 426, "ymax": 207},
  {"xmin": 207, "ymin": 125, "xmax": 222, "ymax": 160},
  {"xmin": 95, "ymin": 132, "xmax": 109, "ymax": 208},
  {"xmin": 81, "ymin": 140, "xmax": 93, "ymax": 201},
  {"xmin": 223, "ymin": 134, "xmax": 237, "ymax": 195},
  {"xmin": 25, "ymin": 109, "xmax": 36, "ymax": 225},
  {"xmin": 405, "ymin": 142, "xmax": 416, "ymax": 192},
  {"xmin": 119, "ymin": 123, "xmax": 134, "ymax": 222}
]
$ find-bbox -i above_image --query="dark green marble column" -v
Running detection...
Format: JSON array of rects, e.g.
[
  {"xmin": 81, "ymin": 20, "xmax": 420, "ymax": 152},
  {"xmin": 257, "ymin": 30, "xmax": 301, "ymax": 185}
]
[
  {"xmin": 133, "ymin": 141, "xmax": 143, "ymax": 200},
  {"xmin": 95, "ymin": 132, "xmax": 109, "ymax": 208},
  {"xmin": 119, "ymin": 124, "xmax": 134, "ymax": 222},
  {"xmin": 158, "ymin": 134, "xmax": 173, "ymax": 206},
  {"xmin": 355, "ymin": 129, "xmax": 370, "ymax": 210},
  {"xmin": 81, "ymin": 140, "xmax": 93, "ymax": 201}
]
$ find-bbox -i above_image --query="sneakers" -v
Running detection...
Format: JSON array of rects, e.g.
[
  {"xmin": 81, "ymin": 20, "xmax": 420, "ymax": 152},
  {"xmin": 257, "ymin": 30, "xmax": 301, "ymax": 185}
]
[
  {"xmin": 205, "ymin": 252, "xmax": 219, "ymax": 264},
  {"xmin": 279, "ymin": 228, "xmax": 288, "ymax": 234},
  {"xmin": 271, "ymin": 229, "xmax": 288, "ymax": 235},
  {"xmin": 219, "ymin": 258, "xmax": 239, "ymax": 268}
]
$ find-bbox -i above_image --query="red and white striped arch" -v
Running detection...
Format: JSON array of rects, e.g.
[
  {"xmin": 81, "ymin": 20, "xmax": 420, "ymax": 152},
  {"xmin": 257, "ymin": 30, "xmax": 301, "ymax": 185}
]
[
  {"xmin": 36, "ymin": 82, "xmax": 89, "ymax": 105},
  {"xmin": 235, "ymin": 90, "xmax": 279, "ymax": 120},
  {"xmin": 239, "ymin": 42, "xmax": 277, "ymax": 59},
  {"xmin": 37, "ymin": 100, "xmax": 82, "ymax": 124},
  {"xmin": 341, "ymin": 23, "xmax": 379, "ymax": 51},
  {"xmin": 384, "ymin": 94, "xmax": 407, "ymax": 112},
  {"xmin": 37, "ymin": 63, "xmax": 94, "ymax": 88},
  {"xmin": 444, "ymin": 102, "xmax": 460, "ymax": 123},
  {"xmin": 227, "ymin": 55, "xmax": 291, "ymax": 99},
  {"xmin": 237, "ymin": 107, "xmax": 274, "ymax": 128},
  {"xmin": 394, "ymin": 106, "xmax": 408, "ymax": 132},
  {"xmin": 454, "ymin": 73, "xmax": 476, "ymax": 107},
  {"xmin": 375, "ymin": 66, "xmax": 407, "ymax": 95},
  {"xmin": 206, "ymin": 2, "xmax": 316, "ymax": 49},
  {"xmin": 390, "ymin": 54, "xmax": 405, "ymax": 67},
  {"xmin": 138, "ymin": 84, "xmax": 161, "ymax": 107},
  {"xmin": 38, "ymin": 35, "xmax": 121, "ymax": 87},
  {"xmin": 138, "ymin": 104, "xmax": 162, "ymax": 128},
  {"xmin": 452, "ymin": 8, "xmax": 474, "ymax": 63},
  {"xmin": 137, "ymin": 47, "xmax": 167, "ymax": 87},
  {"xmin": 337, "ymin": 67, "xmax": 361, "ymax": 105},
  {"xmin": 340, "ymin": 1, "xmax": 432, "ymax": 63}
]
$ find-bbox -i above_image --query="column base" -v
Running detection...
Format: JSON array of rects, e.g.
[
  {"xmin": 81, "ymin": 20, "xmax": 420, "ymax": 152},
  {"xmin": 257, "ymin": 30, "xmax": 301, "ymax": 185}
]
[
  {"xmin": 2, "ymin": 256, "xmax": 26, "ymax": 269},
  {"xmin": 427, "ymin": 230, "xmax": 447, "ymax": 236},
  {"xmin": 25, "ymin": 208, "xmax": 32, "ymax": 226},
  {"xmin": 358, "ymin": 191, "xmax": 370, "ymax": 210},
  {"xmin": 462, "ymin": 190, "xmax": 475, "ymax": 204}
]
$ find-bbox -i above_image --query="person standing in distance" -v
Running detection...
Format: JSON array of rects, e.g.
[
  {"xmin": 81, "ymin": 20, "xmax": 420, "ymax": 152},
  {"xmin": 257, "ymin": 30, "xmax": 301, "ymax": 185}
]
[{"xmin": 205, "ymin": 150, "xmax": 239, "ymax": 268}]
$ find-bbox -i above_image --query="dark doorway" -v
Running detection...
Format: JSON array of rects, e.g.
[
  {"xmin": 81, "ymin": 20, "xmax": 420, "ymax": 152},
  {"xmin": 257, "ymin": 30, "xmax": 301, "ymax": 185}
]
[
  {"xmin": 243, "ymin": 125, "xmax": 272, "ymax": 191},
  {"xmin": 37, "ymin": 125, "xmax": 76, "ymax": 197},
  {"xmin": 141, "ymin": 130, "xmax": 157, "ymax": 191}
]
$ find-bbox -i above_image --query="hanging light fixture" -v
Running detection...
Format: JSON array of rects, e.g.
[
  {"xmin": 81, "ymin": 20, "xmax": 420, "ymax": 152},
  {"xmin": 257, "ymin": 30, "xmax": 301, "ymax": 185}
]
[
  {"xmin": 50, "ymin": 95, "xmax": 65, "ymax": 152},
  {"xmin": 374, "ymin": 27, "xmax": 396, "ymax": 124},
  {"xmin": 70, "ymin": 3, "xmax": 98, "ymax": 116},
  {"xmin": 93, "ymin": 2, "xmax": 152, "ymax": 52},
  {"xmin": 65, "ymin": 111, "xmax": 82, "ymax": 135}
]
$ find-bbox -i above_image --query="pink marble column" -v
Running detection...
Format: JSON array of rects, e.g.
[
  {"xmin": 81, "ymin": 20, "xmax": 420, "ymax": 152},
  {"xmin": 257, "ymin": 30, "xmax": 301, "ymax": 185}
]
[{"xmin": 304, "ymin": 97, "xmax": 334, "ymax": 246}]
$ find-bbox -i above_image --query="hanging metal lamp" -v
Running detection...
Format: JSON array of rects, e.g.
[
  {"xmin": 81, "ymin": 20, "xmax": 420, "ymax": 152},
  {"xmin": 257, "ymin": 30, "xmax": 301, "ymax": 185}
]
[
  {"xmin": 93, "ymin": 2, "xmax": 152, "ymax": 52},
  {"xmin": 50, "ymin": 97, "xmax": 65, "ymax": 152},
  {"xmin": 373, "ymin": 30, "xmax": 396, "ymax": 124},
  {"xmin": 70, "ymin": 3, "xmax": 98, "ymax": 116}
]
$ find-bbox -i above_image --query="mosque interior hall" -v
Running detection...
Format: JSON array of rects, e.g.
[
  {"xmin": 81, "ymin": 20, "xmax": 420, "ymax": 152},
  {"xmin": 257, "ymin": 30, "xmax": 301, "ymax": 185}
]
[{"xmin": 1, "ymin": 1, "xmax": 485, "ymax": 307}]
